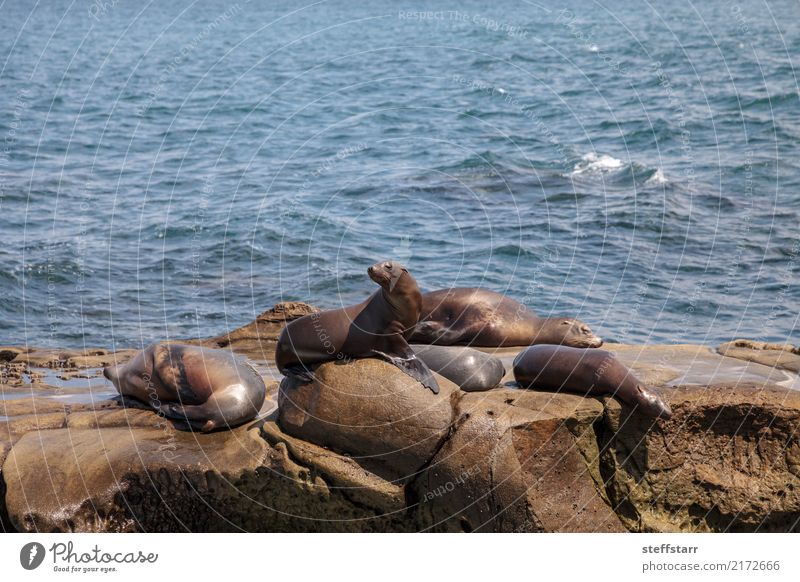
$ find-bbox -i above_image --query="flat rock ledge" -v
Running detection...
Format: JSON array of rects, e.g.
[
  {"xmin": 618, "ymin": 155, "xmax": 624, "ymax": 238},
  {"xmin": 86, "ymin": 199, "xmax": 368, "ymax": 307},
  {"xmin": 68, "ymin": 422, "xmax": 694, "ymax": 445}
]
[{"xmin": 2, "ymin": 345, "xmax": 800, "ymax": 532}]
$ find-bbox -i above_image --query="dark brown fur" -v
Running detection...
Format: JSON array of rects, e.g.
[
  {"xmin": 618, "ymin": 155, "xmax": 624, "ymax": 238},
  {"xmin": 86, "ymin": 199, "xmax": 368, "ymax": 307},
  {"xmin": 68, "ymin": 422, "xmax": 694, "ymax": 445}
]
[
  {"xmin": 410, "ymin": 288, "xmax": 603, "ymax": 348},
  {"xmin": 275, "ymin": 260, "xmax": 439, "ymax": 393},
  {"xmin": 103, "ymin": 343, "xmax": 266, "ymax": 432},
  {"xmin": 513, "ymin": 345, "xmax": 672, "ymax": 418}
]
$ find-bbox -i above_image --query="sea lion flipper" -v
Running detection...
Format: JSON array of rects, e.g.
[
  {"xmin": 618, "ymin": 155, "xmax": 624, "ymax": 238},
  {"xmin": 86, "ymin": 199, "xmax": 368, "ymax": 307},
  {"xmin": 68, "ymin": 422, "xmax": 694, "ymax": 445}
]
[
  {"xmin": 399, "ymin": 356, "xmax": 440, "ymax": 394},
  {"xmin": 281, "ymin": 364, "xmax": 316, "ymax": 383},
  {"xmin": 164, "ymin": 403, "xmax": 216, "ymax": 432},
  {"xmin": 412, "ymin": 321, "xmax": 463, "ymax": 345},
  {"xmin": 371, "ymin": 344, "xmax": 440, "ymax": 394}
]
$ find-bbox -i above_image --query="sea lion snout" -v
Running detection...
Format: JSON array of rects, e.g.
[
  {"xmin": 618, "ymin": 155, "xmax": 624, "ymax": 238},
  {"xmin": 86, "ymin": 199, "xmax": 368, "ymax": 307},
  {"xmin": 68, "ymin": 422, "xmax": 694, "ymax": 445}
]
[
  {"xmin": 579, "ymin": 324, "xmax": 604, "ymax": 347},
  {"xmin": 555, "ymin": 319, "xmax": 604, "ymax": 348},
  {"xmin": 102, "ymin": 365, "xmax": 116, "ymax": 382},
  {"xmin": 586, "ymin": 335, "xmax": 604, "ymax": 348}
]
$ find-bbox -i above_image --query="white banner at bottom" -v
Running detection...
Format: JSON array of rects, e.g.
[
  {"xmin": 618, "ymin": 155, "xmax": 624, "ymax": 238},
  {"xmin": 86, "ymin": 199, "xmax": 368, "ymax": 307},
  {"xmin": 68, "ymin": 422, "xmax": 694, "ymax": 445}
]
[{"xmin": 0, "ymin": 533, "xmax": 797, "ymax": 581}]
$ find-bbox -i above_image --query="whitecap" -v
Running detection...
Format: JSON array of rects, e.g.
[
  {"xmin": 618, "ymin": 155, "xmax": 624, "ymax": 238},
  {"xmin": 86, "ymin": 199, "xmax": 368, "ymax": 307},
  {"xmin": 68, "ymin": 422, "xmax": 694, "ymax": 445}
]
[
  {"xmin": 645, "ymin": 168, "xmax": 668, "ymax": 185},
  {"xmin": 588, "ymin": 44, "xmax": 600, "ymax": 52},
  {"xmin": 571, "ymin": 152, "xmax": 624, "ymax": 175}
]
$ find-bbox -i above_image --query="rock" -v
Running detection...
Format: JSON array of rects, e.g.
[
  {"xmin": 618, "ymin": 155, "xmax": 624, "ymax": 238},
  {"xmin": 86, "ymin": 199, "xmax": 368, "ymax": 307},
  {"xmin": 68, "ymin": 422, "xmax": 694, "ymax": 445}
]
[
  {"xmin": 411, "ymin": 390, "xmax": 625, "ymax": 532},
  {"xmin": 0, "ymin": 348, "xmax": 22, "ymax": 362},
  {"xmin": 718, "ymin": 339, "xmax": 800, "ymax": 374},
  {"xmin": 198, "ymin": 302, "xmax": 318, "ymax": 359},
  {"xmin": 600, "ymin": 382, "xmax": 800, "ymax": 532},
  {"xmin": 0, "ymin": 440, "xmax": 13, "ymax": 531},
  {"xmin": 3, "ymin": 409, "xmax": 419, "ymax": 532},
  {"xmin": 3, "ymin": 424, "xmax": 270, "ymax": 532},
  {"xmin": 9, "ymin": 348, "xmax": 136, "ymax": 369},
  {"xmin": 66, "ymin": 406, "xmax": 172, "ymax": 430},
  {"xmin": 1, "ymin": 397, "xmax": 69, "ymax": 417},
  {"xmin": 3, "ymin": 338, "xmax": 800, "ymax": 532},
  {"xmin": 261, "ymin": 420, "xmax": 406, "ymax": 515},
  {"xmin": 1, "ymin": 413, "xmax": 67, "ymax": 438},
  {"xmin": 278, "ymin": 358, "xmax": 460, "ymax": 480}
]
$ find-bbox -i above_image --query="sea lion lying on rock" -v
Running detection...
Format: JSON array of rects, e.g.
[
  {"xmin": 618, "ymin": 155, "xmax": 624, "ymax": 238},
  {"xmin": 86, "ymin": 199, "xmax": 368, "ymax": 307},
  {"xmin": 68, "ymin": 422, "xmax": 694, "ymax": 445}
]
[
  {"xmin": 410, "ymin": 287, "xmax": 603, "ymax": 348},
  {"xmin": 411, "ymin": 344, "xmax": 505, "ymax": 392},
  {"xmin": 275, "ymin": 260, "xmax": 439, "ymax": 393},
  {"xmin": 103, "ymin": 343, "xmax": 266, "ymax": 432},
  {"xmin": 513, "ymin": 345, "xmax": 672, "ymax": 418}
]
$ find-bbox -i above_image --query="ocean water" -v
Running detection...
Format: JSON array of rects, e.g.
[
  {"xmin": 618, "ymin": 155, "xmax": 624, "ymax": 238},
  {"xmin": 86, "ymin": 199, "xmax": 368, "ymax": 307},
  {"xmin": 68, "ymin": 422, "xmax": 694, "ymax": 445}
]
[{"xmin": 0, "ymin": 0, "xmax": 797, "ymax": 350}]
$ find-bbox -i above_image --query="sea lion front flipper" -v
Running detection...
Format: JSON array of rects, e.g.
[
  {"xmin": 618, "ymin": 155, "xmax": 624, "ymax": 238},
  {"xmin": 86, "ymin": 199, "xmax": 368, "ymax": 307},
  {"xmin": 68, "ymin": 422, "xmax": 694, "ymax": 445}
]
[
  {"xmin": 371, "ymin": 341, "xmax": 440, "ymax": 394},
  {"xmin": 411, "ymin": 321, "xmax": 463, "ymax": 345},
  {"xmin": 280, "ymin": 364, "xmax": 316, "ymax": 384}
]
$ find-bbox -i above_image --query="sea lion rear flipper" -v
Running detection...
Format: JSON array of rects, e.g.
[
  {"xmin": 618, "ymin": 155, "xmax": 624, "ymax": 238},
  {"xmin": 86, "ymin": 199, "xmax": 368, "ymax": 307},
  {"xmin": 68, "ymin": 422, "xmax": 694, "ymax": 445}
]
[{"xmin": 372, "ymin": 342, "xmax": 440, "ymax": 394}]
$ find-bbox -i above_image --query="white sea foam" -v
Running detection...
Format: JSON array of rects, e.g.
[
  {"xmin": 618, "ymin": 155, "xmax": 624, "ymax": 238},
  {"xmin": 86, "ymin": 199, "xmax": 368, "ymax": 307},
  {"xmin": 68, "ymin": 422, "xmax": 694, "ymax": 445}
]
[
  {"xmin": 571, "ymin": 152, "xmax": 624, "ymax": 175},
  {"xmin": 645, "ymin": 167, "xmax": 669, "ymax": 185}
]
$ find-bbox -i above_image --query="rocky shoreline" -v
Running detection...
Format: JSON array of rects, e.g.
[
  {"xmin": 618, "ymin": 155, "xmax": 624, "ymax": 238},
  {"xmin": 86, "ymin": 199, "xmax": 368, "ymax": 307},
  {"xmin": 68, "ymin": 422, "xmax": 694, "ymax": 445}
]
[{"xmin": 2, "ymin": 304, "xmax": 799, "ymax": 532}]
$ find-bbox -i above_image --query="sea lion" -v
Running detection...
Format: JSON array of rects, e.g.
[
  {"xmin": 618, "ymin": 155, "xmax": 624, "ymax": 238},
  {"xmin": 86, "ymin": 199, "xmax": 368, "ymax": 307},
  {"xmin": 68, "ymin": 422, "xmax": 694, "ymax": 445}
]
[
  {"xmin": 103, "ymin": 343, "xmax": 267, "ymax": 432},
  {"xmin": 410, "ymin": 287, "xmax": 603, "ymax": 348},
  {"xmin": 513, "ymin": 345, "xmax": 672, "ymax": 418},
  {"xmin": 275, "ymin": 260, "xmax": 439, "ymax": 393},
  {"xmin": 411, "ymin": 344, "xmax": 505, "ymax": 392}
]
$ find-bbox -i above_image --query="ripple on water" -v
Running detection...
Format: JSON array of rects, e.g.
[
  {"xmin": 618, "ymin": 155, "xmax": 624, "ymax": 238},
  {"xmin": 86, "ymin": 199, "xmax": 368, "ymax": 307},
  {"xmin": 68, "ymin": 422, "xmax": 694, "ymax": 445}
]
[{"xmin": 0, "ymin": 0, "xmax": 798, "ymax": 347}]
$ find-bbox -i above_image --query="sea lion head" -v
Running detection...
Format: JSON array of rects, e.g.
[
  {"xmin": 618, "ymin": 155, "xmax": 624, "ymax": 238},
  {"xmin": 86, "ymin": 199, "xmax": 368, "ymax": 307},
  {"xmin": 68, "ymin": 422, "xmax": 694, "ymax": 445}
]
[
  {"xmin": 368, "ymin": 260, "xmax": 408, "ymax": 293},
  {"xmin": 103, "ymin": 363, "xmax": 120, "ymax": 384},
  {"xmin": 634, "ymin": 384, "xmax": 673, "ymax": 419},
  {"xmin": 102, "ymin": 361, "xmax": 137, "ymax": 397},
  {"xmin": 548, "ymin": 318, "xmax": 603, "ymax": 348}
]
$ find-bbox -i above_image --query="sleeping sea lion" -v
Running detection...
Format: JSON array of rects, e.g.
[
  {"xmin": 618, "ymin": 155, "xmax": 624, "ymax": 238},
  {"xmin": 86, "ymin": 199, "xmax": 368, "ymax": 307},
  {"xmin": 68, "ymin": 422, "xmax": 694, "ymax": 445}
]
[
  {"xmin": 410, "ymin": 287, "xmax": 603, "ymax": 348},
  {"xmin": 103, "ymin": 343, "xmax": 267, "ymax": 432},
  {"xmin": 513, "ymin": 344, "xmax": 672, "ymax": 418},
  {"xmin": 275, "ymin": 260, "xmax": 439, "ymax": 393},
  {"xmin": 411, "ymin": 344, "xmax": 505, "ymax": 392}
]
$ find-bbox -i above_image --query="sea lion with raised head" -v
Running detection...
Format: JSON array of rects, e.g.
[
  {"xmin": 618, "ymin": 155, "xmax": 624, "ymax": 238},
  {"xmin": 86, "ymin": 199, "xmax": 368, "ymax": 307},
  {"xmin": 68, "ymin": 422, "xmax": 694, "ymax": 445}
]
[
  {"xmin": 410, "ymin": 287, "xmax": 603, "ymax": 348},
  {"xmin": 411, "ymin": 344, "xmax": 505, "ymax": 392},
  {"xmin": 513, "ymin": 345, "xmax": 672, "ymax": 418},
  {"xmin": 103, "ymin": 343, "xmax": 267, "ymax": 432},
  {"xmin": 275, "ymin": 260, "xmax": 439, "ymax": 393}
]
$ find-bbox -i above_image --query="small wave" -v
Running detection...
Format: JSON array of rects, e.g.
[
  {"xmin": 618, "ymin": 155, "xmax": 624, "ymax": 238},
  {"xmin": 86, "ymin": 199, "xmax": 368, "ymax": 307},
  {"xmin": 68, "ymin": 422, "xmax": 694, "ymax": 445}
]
[
  {"xmin": 571, "ymin": 152, "xmax": 624, "ymax": 175},
  {"xmin": 644, "ymin": 168, "xmax": 668, "ymax": 185},
  {"xmin": 544, "ymin": 192, "xmax": 592, "ymax": 203}
]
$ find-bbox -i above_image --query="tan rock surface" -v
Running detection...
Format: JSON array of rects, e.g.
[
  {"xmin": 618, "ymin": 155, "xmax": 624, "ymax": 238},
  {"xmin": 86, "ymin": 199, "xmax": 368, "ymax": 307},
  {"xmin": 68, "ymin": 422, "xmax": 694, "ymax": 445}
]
[
  {"xmin": 718, "ymin": 339, "xmax": 800, "ymax": 374},
  {"xmin": 3, "ymin": 424, "xmax": 270, "ymax": 532},
  {"xmin": 197, "ymin": 302, "xmax": 318, "ymax": 360},
  {"xmin": 600, "ymin": 383, "xmax": 800, "ymax": 532},
  {"xmin": 412, "ymin": 390, "xmax": 625, "ymax": 532},
  {"xmin": 2, "ymin": 333, "xmax": 800, "ymax": 532},
  {"xmin": 278, "ymin": 358, "xmax": 460, "ymax": 480}
]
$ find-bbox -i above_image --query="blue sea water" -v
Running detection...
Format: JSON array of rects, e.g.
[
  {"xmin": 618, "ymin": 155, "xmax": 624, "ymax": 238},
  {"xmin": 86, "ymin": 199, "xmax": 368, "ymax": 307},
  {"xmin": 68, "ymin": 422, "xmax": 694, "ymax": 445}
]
[{"xmin": 0, "ymin": 0, "xmax": 798, "ymax": 349}]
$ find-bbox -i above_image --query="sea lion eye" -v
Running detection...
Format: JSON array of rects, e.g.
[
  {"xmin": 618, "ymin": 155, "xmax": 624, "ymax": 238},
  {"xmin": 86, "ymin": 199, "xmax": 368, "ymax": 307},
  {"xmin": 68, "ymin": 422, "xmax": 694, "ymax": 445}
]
[
  {"xmin": 384, "ymin": 262, "xmax": 392, "ymax": 270},
  {"xmin": 561, "ymin": 320, "xmax": 571, "ymax": 325}
]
